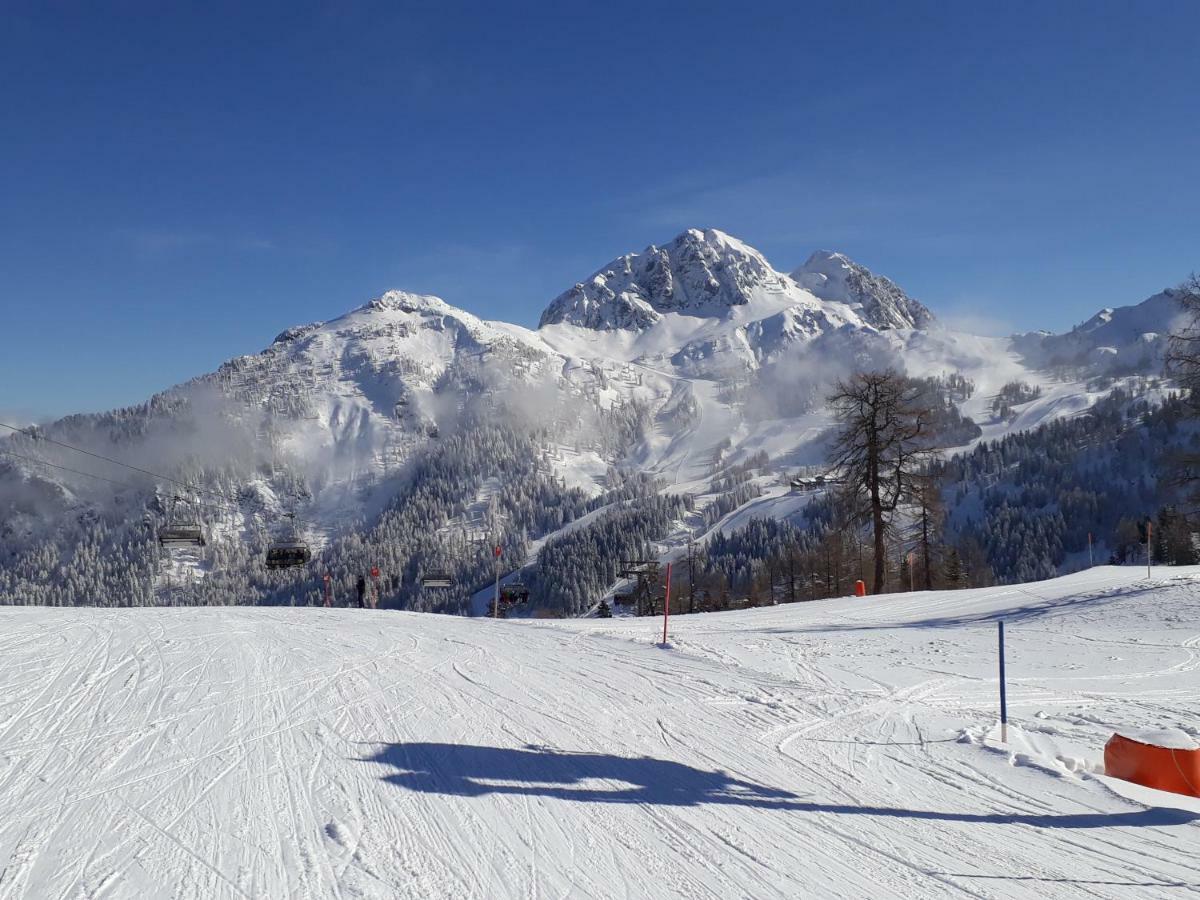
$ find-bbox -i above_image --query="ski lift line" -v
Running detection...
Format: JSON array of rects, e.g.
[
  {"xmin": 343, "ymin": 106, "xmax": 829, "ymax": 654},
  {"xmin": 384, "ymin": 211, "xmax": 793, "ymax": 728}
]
[
  {"xmin": 0, "ymin": 449, "xmax": 241, "ymax": 518},
  {"xmin": 0, "ymin": 421, "xmax": 244, "ymax": 508},
  {"xmin": 0, "ymin": 448, "xmax": 144, "ymax": 491}
]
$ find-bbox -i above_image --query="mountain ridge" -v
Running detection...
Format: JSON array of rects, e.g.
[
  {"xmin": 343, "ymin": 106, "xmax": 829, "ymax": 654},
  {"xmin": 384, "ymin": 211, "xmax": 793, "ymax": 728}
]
[
  {"xmin": 537, "ymin": 227, "xmax": 933, "ymax": 334},
  {"xmin": 0, "ymin": 226, "xmax": 1184, "ymax": 613}
]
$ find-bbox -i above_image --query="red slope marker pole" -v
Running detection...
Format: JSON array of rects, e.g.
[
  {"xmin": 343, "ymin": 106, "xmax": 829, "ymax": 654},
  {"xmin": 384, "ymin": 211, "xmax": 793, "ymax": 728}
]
[
  {"xmin": 323, "ymin": 573, "xmax": 332, "ymax": 608},
  {"xmin": 661, "ymin": 562, "xmax": 672, "ymax": 646}
]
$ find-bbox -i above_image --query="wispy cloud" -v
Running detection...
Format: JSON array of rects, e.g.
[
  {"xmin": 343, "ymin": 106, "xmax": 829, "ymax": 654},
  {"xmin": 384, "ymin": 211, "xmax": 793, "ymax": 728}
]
[
  {"xmin": 387, "ymin": 241, "xmax": 594, "ymax": 324},
  {"xmin": 935, "ymin": 307, "xmax": 1018, "ymax": 338},
  {"xmin": 621, "ymin": 165, "xmax": 966, "ymax": 253},
  {"xmin": 0, "ymin": 407, "xmax": 52, "ymax": 429},
  {"xmin": 113, "ymin": 228, "xmax": 276, "ymax": 258},
  {"xmin": 609, "ymin": 145, "xmax": 1106, "ymax": 266}
]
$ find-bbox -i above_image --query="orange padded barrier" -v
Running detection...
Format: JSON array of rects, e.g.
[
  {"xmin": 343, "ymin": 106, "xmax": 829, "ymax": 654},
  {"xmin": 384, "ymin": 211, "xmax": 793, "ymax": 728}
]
[
  {"xmin": 854, "ymin": 580, "xmax": 866, "ymax": 597},
  {"xmin": 1104, "ymin": 733, "xmax": 1200, "ymax": 798}
]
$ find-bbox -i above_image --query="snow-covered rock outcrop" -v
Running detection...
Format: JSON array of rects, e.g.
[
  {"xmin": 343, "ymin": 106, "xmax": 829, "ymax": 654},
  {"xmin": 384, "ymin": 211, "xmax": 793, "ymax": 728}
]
[
  {"xmin": 791, "ymin": 250, "xmax": 935, "ymax": 330},
  {"xmin": 539, "ymin": 228, "xmax": 789, "ymax": 330}
]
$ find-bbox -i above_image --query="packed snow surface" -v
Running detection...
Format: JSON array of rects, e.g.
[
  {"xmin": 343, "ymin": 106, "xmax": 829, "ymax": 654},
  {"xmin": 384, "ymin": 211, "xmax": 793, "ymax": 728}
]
[{"xmin": 2, "ymin": 568, "xmax": 1199, "ymax": 898}]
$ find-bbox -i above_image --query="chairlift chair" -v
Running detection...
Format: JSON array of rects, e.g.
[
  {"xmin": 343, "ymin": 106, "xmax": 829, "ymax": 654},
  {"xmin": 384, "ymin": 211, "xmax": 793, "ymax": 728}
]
[
  {"xmin": 499, "ymin": 582, "xmax": 530, "ymax": 605},
  {"xmin": 159, "ymin": 525, "xmax": 205, "ymax": 547},
  {"xmin": 158, "ymin": 495, "xmax": 205, "ymax": 548},
  {"xmin": 265, "ymin": 511, "xmax": 312, "ymax": 570},
  {"xmin": 265, "ymin": 540, "xmax": 312, "ymax": 570},
  {"xmin": 421, "ymin": 570, "xmax": 454, "ymax": 589}
]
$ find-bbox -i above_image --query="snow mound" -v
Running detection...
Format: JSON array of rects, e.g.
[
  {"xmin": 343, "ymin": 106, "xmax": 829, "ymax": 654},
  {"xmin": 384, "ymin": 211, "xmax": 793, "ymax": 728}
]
[{"xmin": 1114, "ymin": 726, "xmax": 1199, "ymax": 751}]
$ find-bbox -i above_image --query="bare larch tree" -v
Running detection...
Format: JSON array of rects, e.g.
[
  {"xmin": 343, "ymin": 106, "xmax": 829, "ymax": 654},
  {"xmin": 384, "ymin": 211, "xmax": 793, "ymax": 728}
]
[
  {"xmin": 827, "ymin": 370, "xmax": 937, "ymax": 593},
  {"xmin": 909, "ymin": 470, "xmax": 944, "ymax": 590}
]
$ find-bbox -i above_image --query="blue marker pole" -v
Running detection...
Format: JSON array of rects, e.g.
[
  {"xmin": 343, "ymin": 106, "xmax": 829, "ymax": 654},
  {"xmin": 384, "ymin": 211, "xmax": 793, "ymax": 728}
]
[{"xmin": 998, "ymin": 620, "xmax": 1008, "ymax": 743}]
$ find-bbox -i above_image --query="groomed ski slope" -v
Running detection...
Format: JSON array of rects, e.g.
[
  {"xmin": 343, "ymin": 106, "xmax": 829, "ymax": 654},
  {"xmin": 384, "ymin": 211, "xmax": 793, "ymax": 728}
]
[{"xmin": 1, "ymin": 569, "xmax": 1198, "ymax": 899}]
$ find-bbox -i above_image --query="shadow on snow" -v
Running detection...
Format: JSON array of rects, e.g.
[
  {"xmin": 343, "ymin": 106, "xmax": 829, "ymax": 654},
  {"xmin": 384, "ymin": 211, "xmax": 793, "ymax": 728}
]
[
  {"xmin": 761, "ymin": 582, "xmax": 1167, "ymax": 634},
  {"xmin": 363, "ymin": 743, "xmax": 1199, "ymax": 828}
]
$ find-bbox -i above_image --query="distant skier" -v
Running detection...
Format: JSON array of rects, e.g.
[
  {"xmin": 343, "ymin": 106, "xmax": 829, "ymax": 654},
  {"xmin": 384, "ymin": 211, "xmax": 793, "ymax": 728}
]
[{"xmin": 356, "ymin": 575, "xmax": 367, "ymax": 608}]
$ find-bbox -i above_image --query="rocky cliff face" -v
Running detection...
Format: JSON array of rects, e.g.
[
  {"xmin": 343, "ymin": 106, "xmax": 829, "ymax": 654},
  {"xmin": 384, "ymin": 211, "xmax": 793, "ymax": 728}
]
[
  {"xmin": 539, "ymin": 228, "xmax": 790, "ymax": 330},
  {"xmin": 791, "ymin": 250, "xmax": 934, "ymax": 330}
]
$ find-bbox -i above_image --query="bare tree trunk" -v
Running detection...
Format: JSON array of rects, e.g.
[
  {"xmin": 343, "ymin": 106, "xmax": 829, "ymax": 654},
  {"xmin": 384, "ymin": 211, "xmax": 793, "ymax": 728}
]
[
  {"xmin": 788, "ymin": 547, "xmax": 798, "ymax": 602},
  {"xmin": 871, "ymin": 447, "xmax": 885, "ymax": 592},
  {"xmin": 872, "ymin": 504, "xmax": 886, "ymax": 593},
  {"xmin": 921, "ymin": 505, "xmax": 932, "ymax": 590}
]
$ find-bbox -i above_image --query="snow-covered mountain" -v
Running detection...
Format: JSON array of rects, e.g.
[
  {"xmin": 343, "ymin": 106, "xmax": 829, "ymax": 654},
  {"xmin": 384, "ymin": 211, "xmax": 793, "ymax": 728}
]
[
  {"xmin": 0, "ymin": 227, "xmax": 1184, "ymax": 611},
  {"xmin": 539, "ymin": 228, "xmax": 795, "ymax": 330},
  {"xmin": 1012, "ymin": 288, "xmax": 1180, "ymax": 377},
  {"xmin": 792, "ymin": 249, "xmax": 935, "ymax": 330},
  {"xmin": 540, "ymin": 228, "xmax": 933, "ymax": 334}
]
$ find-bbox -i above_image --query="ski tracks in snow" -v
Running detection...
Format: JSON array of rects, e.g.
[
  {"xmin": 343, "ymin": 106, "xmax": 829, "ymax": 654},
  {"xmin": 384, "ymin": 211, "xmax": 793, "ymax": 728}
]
[{"xmin": 0, "ymin": 572, "xmax": 1198, "ymax": 897}]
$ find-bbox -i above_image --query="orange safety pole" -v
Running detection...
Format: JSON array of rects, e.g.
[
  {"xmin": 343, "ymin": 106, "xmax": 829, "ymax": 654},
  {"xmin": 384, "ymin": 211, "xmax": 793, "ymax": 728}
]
[{"xmin": 661, "ymin": 562, "xmax": 672, "ymax": 646}]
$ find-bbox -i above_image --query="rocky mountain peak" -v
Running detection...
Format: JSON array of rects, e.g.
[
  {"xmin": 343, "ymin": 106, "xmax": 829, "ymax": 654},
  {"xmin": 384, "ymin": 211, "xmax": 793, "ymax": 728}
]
[
  {"xmin": 792, "ymin": 250, "xmax": 934, "ymax": 330},
  {"xmin": 538, "ymin": 227, "xmax": 785, "ymax": 331}
]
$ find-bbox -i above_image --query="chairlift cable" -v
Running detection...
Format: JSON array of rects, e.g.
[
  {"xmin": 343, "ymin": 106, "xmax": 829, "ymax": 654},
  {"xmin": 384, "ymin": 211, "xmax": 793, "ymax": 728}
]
[
  {"xmin": 0, "ymin": 421, "xmax": 244, "ymax": 508},
  {"xmin": 0, "ymin": 448, "xmax": 145, "ymax": 491},
  {"xmin": 3, "ymin": 424, "xmax": 319, "ymax": 566},
  {"xmin": 0, "ymin": 449, "xmax": 241, "ymax": 518}
]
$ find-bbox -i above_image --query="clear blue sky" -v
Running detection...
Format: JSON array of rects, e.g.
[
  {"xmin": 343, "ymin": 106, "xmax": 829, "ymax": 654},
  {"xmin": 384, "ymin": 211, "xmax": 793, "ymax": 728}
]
[{"xmin": 2, "ymin": 0, "xmax": 1198, "ymax": 418}]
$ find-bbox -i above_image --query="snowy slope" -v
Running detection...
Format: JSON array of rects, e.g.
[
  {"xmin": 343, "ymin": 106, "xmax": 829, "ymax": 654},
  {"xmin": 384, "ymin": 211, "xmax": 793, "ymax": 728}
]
[
  {"xmin": 0, "ymin": 568, "xmax": 1197, "ymax": 898},
  {"xmin": 1012, "ymin": 289, "xmax": 1181, "ymax": 377}
]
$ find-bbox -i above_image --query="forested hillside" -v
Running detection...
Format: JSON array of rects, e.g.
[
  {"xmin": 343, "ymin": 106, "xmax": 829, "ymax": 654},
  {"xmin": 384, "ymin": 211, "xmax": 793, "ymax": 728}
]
[{"xmin": 944, "ymin": 384, "xmax": 1197, "ymax": 582}]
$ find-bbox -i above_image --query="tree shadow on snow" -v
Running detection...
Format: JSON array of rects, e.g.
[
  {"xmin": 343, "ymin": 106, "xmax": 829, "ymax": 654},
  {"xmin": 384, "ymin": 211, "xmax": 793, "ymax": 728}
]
[
  {"xmin": 363, "ymin": 743, "xmax": 796, "ymax": 808},
  {"xmin": 362, "ymin": 743, "xmax": 1200, "ymax": 829}
]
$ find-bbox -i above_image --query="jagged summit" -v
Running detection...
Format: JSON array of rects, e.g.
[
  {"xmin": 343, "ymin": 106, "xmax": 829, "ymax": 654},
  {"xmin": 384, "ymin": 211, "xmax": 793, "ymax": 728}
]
[
  {"xmin": 272, "ymin": 322, "xmax": 325, "ymax": 346},
  {"xmin": 539, "ymin": 228, "xmax": 934, "ymax": 334},
  {"xmin": 538, "ymin": 228, "xmax": 786, "ymax": 331},
  {"xmin": 791, "ymin": 250, "xmax": 934, "ymax": 330},
  {"xmin": 365, "ymin": 290, "xmax": 457, "ymax": 316},
  {"xmin": 268, "ymin": 291, "xmax": 493, "ymax": 356}
]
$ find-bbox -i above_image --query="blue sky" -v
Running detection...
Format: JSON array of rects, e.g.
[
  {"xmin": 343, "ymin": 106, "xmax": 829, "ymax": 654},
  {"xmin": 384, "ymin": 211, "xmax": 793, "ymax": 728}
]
[{"xmin": 2, "ymin": 0, "xmax": 1198, "ymax": 418}]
